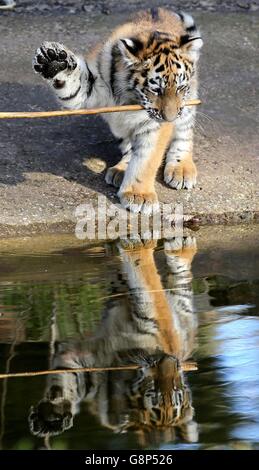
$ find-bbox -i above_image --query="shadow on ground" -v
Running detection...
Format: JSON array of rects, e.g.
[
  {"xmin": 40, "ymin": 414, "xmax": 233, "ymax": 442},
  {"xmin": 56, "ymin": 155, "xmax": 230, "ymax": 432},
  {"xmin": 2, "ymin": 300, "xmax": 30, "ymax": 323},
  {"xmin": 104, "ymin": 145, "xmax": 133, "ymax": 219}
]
[{"xmin": 0, "ymin": 83, "xmax": 120, "ymax": 190}]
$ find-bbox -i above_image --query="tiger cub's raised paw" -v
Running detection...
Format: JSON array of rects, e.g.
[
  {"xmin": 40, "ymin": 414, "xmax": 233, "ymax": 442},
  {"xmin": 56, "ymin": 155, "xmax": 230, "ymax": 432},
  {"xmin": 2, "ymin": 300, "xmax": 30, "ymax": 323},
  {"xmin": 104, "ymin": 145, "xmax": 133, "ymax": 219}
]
[{"xmin": 33, "ymin": 42, "xmax": 77, "ymax": 80}]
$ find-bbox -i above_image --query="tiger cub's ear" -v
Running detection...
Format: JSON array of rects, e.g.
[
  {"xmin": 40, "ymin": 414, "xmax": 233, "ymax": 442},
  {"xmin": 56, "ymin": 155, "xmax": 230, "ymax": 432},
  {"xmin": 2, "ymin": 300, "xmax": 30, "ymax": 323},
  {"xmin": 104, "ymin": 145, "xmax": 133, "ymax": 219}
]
[
  {"xmin": 179, "ymin": 34, "xmax": 203, "ymax": 60},
  {"xmin": 118, "ymin": 38, "xmax": 143, "ymax": 65}
]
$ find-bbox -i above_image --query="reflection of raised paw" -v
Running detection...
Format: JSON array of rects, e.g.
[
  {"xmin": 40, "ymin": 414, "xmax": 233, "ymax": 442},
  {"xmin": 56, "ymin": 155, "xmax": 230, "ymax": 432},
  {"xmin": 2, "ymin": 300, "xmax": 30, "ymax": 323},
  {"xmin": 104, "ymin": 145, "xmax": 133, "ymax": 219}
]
[
  {"xmin": 105, "ymin": 166, "xmax": 125, "ymax": 188},
  {"xmin": 28, "ymin": 396, "xmax": 73, "ymax": 437},
  {"xmin": 33, "ymin": 42, "xmax": 77, "ymax": 79},
  {"xmin": 164, "ymin": 236, "xmax": 197, "ymax": 262},
  {"xmin": 164, "ymin": 160, "xmax": 197, "ymax": 190}
]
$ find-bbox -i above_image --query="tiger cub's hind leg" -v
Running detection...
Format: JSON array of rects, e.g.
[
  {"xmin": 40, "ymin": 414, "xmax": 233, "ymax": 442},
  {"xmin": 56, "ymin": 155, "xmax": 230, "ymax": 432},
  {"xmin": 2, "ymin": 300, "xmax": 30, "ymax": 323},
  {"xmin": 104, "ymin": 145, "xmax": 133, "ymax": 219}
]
[{"xmin": 105, "ymin": 138, "xmax": 132, "ymax": 188}]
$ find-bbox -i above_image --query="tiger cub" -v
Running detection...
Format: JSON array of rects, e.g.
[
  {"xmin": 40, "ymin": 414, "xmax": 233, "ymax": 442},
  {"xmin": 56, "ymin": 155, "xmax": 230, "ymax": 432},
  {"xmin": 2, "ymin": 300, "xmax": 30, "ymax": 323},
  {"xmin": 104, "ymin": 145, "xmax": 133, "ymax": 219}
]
[
  {"xmin": 33, "ymin": 8, "xmax": 203, "ymax": 214},
  {"xmin": 28, "ymin": 237, "xmax": 198, "ymax": 447}
]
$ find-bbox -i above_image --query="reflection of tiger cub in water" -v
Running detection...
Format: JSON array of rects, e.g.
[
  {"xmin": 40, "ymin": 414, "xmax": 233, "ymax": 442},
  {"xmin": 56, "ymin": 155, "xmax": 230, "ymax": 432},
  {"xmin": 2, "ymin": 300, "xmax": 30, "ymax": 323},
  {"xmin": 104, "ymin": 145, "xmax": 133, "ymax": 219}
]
[{"xmin": 29, "ymin": 237, "xmax": 198, "ymax": 446}]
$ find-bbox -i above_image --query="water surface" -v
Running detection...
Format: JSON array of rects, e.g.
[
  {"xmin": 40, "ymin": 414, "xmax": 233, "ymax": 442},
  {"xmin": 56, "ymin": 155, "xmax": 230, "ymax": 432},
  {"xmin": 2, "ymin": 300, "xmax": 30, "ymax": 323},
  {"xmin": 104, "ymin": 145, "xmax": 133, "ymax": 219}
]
[{"xmin": 0, "ymin": 233, "xmax": 258, "ymax": 450}]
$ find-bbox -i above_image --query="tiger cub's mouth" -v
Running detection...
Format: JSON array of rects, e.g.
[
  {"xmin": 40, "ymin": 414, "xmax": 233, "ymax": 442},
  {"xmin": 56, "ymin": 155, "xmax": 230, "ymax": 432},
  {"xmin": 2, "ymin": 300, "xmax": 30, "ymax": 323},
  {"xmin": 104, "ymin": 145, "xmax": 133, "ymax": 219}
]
[{"xmin": 146, "ymin": 107, "xmax": 183, "ymax": 123}]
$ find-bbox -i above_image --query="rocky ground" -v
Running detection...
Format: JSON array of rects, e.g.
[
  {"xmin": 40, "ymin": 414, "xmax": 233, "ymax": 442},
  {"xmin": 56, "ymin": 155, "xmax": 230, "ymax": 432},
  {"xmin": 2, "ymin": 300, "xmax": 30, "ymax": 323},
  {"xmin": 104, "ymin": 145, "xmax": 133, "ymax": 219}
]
[
  {"xmin": 2, "ymin": 1, "xmax": 259, "ymax": 14},
  {"xmin": 0, "ymin": 1, "xmax": 258, "ymax": 238}
]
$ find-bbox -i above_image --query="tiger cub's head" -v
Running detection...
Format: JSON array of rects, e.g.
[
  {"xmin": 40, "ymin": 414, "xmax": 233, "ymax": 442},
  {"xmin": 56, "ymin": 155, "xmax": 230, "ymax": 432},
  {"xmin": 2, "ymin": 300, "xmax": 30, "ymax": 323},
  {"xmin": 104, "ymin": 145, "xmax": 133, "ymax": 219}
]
[
  {"xmin": 96, "ymin": 354, "xmax": 198, "ymax": 446},
  {"xmin": 117, "ymin": 11, "xmax": 203, "ymax": 122}
]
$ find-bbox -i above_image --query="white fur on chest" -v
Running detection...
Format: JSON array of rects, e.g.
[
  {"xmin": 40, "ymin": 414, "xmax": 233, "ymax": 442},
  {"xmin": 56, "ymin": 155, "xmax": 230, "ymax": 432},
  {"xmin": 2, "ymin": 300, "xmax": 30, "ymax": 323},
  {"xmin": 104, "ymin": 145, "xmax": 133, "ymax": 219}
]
[{"xmin": 103, "ymin": 110, "xmax": 155, "ymax": 139}]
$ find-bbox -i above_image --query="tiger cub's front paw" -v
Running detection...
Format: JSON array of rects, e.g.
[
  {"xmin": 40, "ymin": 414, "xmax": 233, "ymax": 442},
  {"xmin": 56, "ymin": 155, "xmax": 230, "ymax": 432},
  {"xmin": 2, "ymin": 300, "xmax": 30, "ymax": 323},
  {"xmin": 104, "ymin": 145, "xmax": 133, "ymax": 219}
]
[
  {"xmin": 164, "ymin": 159, "xmax": 197, "ymax": 190},
  {"xmin": 33, "ymin": 42, "xmax": 77, "ymax": 80},
  {"xmin": 119, "ymin": 189, "xmax": 159, "ymax": 216}
]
